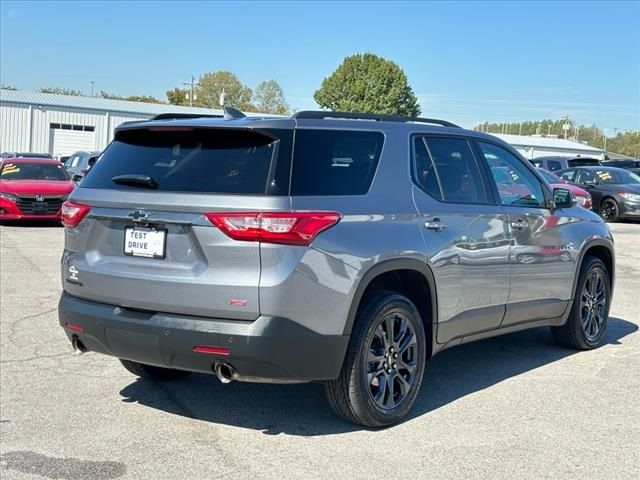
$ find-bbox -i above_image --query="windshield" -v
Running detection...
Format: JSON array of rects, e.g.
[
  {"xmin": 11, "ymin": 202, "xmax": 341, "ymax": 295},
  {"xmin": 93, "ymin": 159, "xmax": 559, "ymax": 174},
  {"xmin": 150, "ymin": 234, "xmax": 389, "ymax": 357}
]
[
  {"xmin": 593, "ymin": 169, "xmax": 640, "ymax": 185},
  {"xmin": 0, "ymin": 162, "xmax": 70, "ymax": 181},
  {"xmin": 538, "ymin": 169, "xmax": 561, "ymax": 183}
]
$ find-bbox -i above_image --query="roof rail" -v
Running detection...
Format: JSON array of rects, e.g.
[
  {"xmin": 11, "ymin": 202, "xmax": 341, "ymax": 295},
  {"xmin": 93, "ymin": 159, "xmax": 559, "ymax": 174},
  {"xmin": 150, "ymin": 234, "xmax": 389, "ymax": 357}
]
[
  {"xmin": 292, "ymin": 110, "xmax": 460, "ymax": 128},
  {"xmin": 150, "ymin": 112, "xmax": 223, "ymax": 121}
]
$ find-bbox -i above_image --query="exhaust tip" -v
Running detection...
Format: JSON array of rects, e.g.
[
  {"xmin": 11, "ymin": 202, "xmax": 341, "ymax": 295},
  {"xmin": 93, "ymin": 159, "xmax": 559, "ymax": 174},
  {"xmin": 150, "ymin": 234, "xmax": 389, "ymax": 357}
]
[
  {"xmin": 71, "ymin": 335, "xmax": 88, "ymax": 354},
  {"xmin": 214, "ymin": 363, "xmax": 238, "ymax": 383}
]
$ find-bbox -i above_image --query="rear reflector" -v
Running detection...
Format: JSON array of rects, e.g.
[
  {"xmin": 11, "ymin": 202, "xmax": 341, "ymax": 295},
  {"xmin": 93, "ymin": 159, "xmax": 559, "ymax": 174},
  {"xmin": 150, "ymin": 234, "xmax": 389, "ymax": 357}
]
[
  {"xmin": 61, "ymin": 201, "xmax": 91, "ymax": 228},
  {"xmin": 193, "ymin": 346, "xmax": 231, "ymax": 356},
  {"xmin": 205, "ymin": 212, "xmax": 341, "ymax": 246},
  {"xmin": 65, "ymin": 323, "xmax": 84, "ymax": 333}
]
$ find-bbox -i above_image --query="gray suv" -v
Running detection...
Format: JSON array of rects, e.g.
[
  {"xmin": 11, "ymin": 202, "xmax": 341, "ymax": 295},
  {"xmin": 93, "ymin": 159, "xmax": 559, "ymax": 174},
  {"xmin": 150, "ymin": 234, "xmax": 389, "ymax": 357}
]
[{"xmin": 58, "ymin": 110, "xmax": 614, "ymax": 427}]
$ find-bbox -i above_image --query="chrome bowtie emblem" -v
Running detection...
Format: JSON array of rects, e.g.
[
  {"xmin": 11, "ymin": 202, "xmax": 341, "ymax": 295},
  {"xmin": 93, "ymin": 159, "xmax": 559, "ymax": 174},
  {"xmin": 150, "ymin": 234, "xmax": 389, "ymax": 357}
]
[{"xmin": 128, "ymin": 210, "xmax": 149, "ymax": 222}]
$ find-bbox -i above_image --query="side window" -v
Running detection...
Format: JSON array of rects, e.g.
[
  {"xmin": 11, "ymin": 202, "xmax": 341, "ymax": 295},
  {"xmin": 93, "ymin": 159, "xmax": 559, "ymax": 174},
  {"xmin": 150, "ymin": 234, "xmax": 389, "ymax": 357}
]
[
  {"xmin": 577, "ymin": 170, "xmax": 595, "ymax": 184},
  {"xmin": 290, "ymin": 130, "xmax": 383, "ymax": 196},
  {"xmin": 558, "ymin": 170, "xmax": 576, "ymax": 182},
  {"xmin": 547, "ymin": 160, "xmax": 562, "ymax": 171},
  {"xmin": 412, "ymin": 136, "xmax": 489, "ymax": 204},
  {"xmin": 478, "ymin": 142, "xmax": 546, "ymax": 208},
  {"xmin": 65, "ymin": 155, "xmax": 79, "ymax": 168}
]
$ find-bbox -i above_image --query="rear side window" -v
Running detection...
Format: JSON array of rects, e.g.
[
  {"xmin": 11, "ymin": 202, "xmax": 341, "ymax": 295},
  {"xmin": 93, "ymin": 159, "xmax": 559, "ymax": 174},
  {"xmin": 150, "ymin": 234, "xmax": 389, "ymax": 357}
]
[
  {"xmin": 412, "ymin": 136, "xmax": 489, "ymax": 204},
  {"xmin": 290, "ymin": 130, "xmax": 383, "ymax": 195},
  {"xmin": 81, "ymin": 128, "xmax": 292, "ymax": 195},
  {"xmin": 547, "ymin": 160, "xmax": 562, "ymax": 171},
  {"xmin": 558, "ymin": 169, "xmax": 576, "ymax": 182}
]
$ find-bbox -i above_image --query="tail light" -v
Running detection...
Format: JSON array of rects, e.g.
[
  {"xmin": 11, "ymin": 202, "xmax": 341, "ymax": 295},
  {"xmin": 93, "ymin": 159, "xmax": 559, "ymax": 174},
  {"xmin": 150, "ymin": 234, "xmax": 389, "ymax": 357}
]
[
  {"xmin": 205, "ymin": 212, "xmax": 341, "ymax": 246},
  {"xmin": 61, "ymin": 201, "xmax": 91, "ymax": 228}
]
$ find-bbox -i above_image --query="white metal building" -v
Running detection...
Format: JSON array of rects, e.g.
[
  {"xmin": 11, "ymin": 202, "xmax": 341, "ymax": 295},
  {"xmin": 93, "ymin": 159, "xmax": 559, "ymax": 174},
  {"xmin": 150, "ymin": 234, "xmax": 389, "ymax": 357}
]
[
  {"xmin": 492, "ymin": 133, "xmax": 606, "ymax": 160},
  {"xmin": 0, "ymin": 90, "xmax": 230, "ymax": 157}
]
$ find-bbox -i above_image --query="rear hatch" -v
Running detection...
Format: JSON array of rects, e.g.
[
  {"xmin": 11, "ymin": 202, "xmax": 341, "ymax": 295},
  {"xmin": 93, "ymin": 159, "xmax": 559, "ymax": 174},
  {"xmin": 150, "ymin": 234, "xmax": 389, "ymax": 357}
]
[{"xmin": 63, "ymin": 123, "xmax": 293, "ymax": 320}]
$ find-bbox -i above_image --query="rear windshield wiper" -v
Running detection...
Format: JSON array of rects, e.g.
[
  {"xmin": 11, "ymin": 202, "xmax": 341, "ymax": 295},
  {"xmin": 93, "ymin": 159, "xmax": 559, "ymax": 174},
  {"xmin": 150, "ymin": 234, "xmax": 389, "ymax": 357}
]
[{"xmin": 112, "ymin": 174, "xmax": 159, "ymax": 189}]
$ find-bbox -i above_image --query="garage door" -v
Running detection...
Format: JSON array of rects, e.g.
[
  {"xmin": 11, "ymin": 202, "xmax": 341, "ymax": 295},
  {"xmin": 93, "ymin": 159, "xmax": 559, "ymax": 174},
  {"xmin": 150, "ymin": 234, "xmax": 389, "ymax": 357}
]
[{"xmin": 49, "ymin": 125, "xmax": 95, "ymax": 157}]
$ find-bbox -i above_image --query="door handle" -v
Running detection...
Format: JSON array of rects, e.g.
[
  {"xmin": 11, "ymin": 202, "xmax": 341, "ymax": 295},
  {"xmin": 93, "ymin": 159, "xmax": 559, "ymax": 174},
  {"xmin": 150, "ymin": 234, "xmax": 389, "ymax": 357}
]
[
  {"xmin": 510, "ymin": 219, "xmax": 527, "ymax": 230},
  {"xmin": 424, "ymin": 218, "xmax": 448, "ymax": 231}
]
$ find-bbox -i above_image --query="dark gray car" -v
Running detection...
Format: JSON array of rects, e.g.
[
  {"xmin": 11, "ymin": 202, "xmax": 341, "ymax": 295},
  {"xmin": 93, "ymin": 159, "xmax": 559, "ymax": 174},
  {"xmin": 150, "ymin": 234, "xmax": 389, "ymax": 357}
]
[
  {"xmin": 58, "ymin": 110, "xmax": 615, "ymax": 427},
  {"xmin": 530, "ymin": 155, "xmax": 601, "ymax": 172}
]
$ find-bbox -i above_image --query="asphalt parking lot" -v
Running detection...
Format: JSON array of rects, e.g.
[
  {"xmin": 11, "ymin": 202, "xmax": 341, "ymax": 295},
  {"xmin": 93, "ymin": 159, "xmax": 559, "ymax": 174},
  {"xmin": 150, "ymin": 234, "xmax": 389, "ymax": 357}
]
[{"xmin": 0, "ymin": 222, "xmax": 638, "ymax": 480}]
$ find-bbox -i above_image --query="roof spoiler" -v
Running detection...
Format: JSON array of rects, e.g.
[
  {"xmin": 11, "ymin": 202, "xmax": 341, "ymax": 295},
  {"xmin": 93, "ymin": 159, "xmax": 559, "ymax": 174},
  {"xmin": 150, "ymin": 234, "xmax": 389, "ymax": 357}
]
[{"xmin": 293, "ymin": 110, "xmax": 460, "ymax": 128}]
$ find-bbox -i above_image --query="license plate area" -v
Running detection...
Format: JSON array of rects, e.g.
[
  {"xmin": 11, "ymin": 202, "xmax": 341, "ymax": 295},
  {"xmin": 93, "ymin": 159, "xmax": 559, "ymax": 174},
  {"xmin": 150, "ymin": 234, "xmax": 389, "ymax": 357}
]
[{"xmin": 124, "ymin": 226, "xmax": 167, "ymax": 259}]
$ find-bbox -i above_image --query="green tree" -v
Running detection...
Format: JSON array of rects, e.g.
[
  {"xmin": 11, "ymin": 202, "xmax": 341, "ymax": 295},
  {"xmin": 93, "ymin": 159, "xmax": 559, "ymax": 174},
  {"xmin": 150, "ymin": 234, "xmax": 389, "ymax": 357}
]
[
  {"xmin": 314, "ymin": 53, "xmax": 421, "ymax": 116},
  {"xmin": 607, "ymin": 131, "xmax": 640, "ymax": 158},
  {"xmin": 127, "ymin": 95, "xmax": 162, "ymax": 104},
  {"xmin": 166, "ymin": 87, "xmax": 189, "ymax": 106},
  {"xmin": 99, "ymin": 91, "xmax": 162, "ymax": 103},
  {"xmin": 253, "ymin": 80, "xmax": 289, "ymax": 114},
  {"xmin": 0, "ymin": 84, "xmax": 17, "ymax": 90},
  {"xmin": 195, "ymin": 71, "xmax": 254, "ymax": 110},
  {"xmin": 39, "ymin": 87, "xmax": 83, "ymax": 96}
]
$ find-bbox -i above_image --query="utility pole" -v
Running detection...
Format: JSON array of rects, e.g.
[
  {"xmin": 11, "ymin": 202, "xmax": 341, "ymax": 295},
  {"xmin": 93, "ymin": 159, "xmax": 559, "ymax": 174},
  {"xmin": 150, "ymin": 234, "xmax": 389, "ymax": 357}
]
[
  {"xmin": 183, "ymin": 75, "xmax": 198, "ymax": 107},
  {"xmin": 90, "ymin": 81, "xmax": 94, "ymax": 97},
  {"xmin": 603, "ymin": 128, "xmax": 608, "ymax": 151}
]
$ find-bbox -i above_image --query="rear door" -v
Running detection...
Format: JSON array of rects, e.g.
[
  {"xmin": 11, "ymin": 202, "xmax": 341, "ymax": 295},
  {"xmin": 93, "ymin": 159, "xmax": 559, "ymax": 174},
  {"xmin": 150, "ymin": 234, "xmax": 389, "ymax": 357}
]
[
  {"xmin": 63, "ymin": 125, "xmax": 293, "ymax": 320},
  {"xmin": 475, "ymin": 141, "xmax": 576, "ymax": 326},
  {"xmin": 412, "ymin": 135, "xmax": 511, "ymax": 343}
]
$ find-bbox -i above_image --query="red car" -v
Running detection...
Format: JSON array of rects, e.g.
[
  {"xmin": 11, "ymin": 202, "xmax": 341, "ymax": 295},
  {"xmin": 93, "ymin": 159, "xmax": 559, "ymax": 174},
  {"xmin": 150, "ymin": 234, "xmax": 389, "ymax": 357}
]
[
  {"xmin": 0, "ymin": 158, "xmax": 75, "ymax": 221},
  {"xmin": 538, "ymin": 168, "xmax": 592, "ymax": 209}
]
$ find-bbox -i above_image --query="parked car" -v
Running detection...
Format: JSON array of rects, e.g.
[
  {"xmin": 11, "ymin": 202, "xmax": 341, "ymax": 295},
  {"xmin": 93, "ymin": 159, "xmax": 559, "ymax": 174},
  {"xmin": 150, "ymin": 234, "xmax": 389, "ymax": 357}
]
[
  {"xmin": 64, "ymin": 150, "xmax": 101, "ymax": 182},
  {"xmin": 58, "ymin": 110, "xmax": 614, "ymax": 427},
  {"xmin": 0, "ymin": 158, "xmax": 75, "ymax": 221},
  {"xmin": 537, "ymin": 168, "xmax": 592, "ymax": 209},
  {"xmin": 0, "ymin": 152, "xmax": 53, "ymax": 159},
  {"xmin": 530, "ymin": 155, "xmax": 601, "ymax": 172},
  {"xmin": 601, "ymin": 159, "xmax": 640, "ymax": 169},
  {"xmin": 557, "ymin": 166, "xmax": 640, "ymax": 222}
]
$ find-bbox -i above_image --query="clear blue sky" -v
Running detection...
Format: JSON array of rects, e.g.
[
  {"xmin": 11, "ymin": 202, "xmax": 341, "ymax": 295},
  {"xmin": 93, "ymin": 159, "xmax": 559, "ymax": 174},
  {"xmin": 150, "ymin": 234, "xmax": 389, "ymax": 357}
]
[{"xmin": 1, "ymin": 1, "xmax": 639, "ymax": 131}]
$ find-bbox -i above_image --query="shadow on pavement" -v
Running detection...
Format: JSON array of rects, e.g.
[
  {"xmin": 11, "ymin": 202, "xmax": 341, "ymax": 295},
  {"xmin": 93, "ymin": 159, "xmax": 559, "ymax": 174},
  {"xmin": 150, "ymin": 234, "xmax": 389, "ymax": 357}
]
[{"xmin": 119, "ymin": 317, "xmax": 637, "ymax": 436}]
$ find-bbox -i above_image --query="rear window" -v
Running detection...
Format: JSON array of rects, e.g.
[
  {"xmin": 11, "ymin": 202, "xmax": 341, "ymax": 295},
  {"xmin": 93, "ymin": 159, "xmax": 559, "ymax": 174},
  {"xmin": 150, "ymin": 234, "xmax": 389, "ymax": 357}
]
[
  {"xmin": 1, "ymin": 162, "xmax": 69, "ymax": 181},
  {"xmin": 290, "ymin": 129, "xmax": 384, "ymax": 195},
  {"xmin": 568, "ymin": 158, "xmax": 600, "ymax": 167},
  {"xmin": 81, "ymin": 128, "xmax": 292, "ymax": 195}
]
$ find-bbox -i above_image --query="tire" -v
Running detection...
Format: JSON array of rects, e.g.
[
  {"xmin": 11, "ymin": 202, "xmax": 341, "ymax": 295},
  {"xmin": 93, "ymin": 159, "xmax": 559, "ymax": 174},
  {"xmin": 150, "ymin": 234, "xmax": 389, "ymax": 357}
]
[
  {"xmin": 552, "ymin": 256, "xmax": 610, "ymax": 350},
  {"xmin": 119, "ymin": 359, "xmax": 192, "ymax": 381},
  {"xmin": 599, "ymin": 198, "xmax": 620, "ymax": 222},
  {"xmin": 325, "ymin": 291, "xmax": 427, "ymax": 427}
]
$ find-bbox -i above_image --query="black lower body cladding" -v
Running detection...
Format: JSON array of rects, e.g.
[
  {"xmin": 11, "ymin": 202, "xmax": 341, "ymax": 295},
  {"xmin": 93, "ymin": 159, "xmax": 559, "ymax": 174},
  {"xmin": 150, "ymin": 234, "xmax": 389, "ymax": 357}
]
[{"xmin": 58, "ymin": 292, "xmax": 349, "ymax": 382}]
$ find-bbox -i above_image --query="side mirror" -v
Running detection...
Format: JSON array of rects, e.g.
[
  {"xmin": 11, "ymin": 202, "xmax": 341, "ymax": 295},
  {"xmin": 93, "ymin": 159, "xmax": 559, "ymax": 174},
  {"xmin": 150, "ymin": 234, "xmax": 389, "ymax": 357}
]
[
  {"xmin": 72, "ymin": 174, "xmax": 83, "ymax": 183},
  {"xmin": 553, "ymin": 188, "xmax": 575, "ymax": 209}
]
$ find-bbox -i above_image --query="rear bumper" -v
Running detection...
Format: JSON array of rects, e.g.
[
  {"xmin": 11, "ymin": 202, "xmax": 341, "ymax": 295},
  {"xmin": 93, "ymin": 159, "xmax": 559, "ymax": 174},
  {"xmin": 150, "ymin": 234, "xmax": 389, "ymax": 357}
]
[{"xmin": 58, "ymin": 292, "xmax": 349, "ymax": 382}]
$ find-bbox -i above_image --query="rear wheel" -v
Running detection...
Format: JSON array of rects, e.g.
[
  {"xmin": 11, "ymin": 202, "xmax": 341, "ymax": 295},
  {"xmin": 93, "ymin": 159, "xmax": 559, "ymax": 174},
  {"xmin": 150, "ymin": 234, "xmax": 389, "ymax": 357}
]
[
  {"xmin": 552, "ymin": 256, "xmax": 610, "ymax": 350},
  {"xmin": 119, "ymin": 359, "xmax": 192, "ymax": 381},
  {"xmin": 325, "ymin": 291, "xmax": 427, "ymax": 427},
  {"xmin": 600, "ymin": 198, "xmax": 619, "ymax": 222}
]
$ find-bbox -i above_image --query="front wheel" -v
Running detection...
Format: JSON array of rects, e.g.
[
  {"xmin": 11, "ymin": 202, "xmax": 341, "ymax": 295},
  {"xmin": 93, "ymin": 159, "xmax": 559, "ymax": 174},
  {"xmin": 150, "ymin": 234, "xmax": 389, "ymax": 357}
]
[
  {"xmin": 600, "ymin": 198, "xmax": 620, "ymax": 222},
  {"xmin": 325, "ymin": 291, "xmax": 427, "ymax": 427},
  {"xmin": 552, "ymin": 256, "xmax": 611, "ymax": 350}
]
